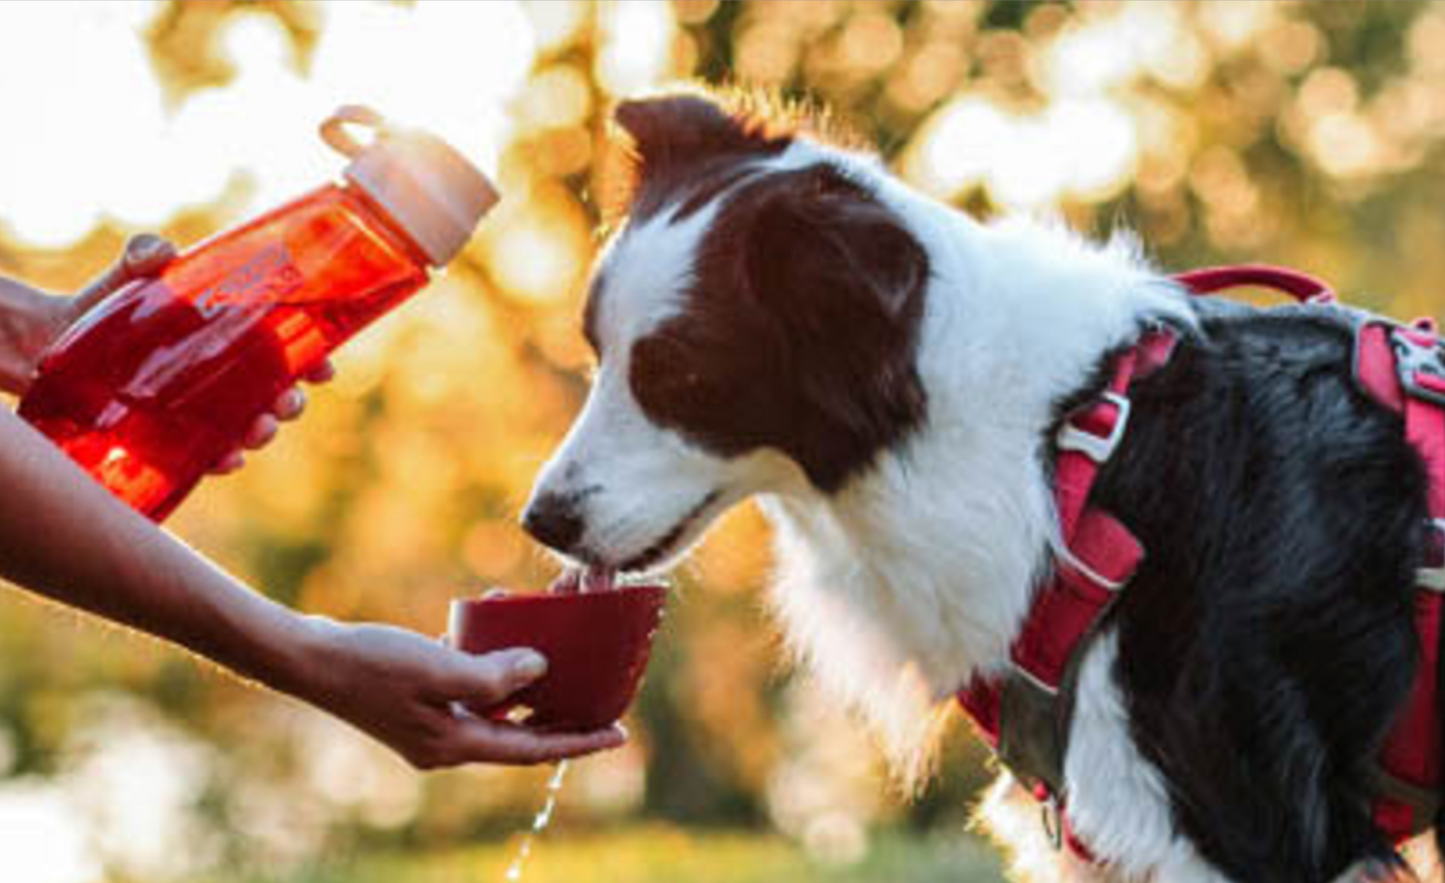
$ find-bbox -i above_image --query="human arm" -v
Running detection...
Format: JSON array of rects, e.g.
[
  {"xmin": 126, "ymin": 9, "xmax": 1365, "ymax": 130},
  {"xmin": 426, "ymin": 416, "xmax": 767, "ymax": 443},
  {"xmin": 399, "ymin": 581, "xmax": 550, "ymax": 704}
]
[{"xmin": 0, "ymin": 404, "xmax": 623, "ymax": 766}]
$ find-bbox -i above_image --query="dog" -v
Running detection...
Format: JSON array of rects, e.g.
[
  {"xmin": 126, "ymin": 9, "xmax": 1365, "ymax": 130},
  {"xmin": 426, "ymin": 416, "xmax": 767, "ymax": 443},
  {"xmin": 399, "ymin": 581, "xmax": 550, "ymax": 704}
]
[{"xmin": 521, "ymin": 88, "xmax": 1441, "ymax": 883}]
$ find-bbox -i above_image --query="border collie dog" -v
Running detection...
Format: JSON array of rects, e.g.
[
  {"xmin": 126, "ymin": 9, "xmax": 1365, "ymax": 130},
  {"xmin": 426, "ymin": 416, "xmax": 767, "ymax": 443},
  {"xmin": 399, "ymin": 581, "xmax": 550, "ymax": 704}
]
[{"xmin": 522, "ymin": 89, "xmax": 1437, "ymax": 883}]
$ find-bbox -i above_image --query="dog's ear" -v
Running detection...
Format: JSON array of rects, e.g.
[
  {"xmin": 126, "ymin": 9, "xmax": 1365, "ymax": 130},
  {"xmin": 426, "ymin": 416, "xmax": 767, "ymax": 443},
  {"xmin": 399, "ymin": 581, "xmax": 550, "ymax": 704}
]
[
  {"xmin": 747, "ymin": 165, "xmax": 927, "ymax": 323},
  {"xmin": 601, "ymin": 92, "xmax": 791, "ymax": 223},
  {"xmin": 613, "ymin": 92, "xmax": 793, "ymax": 176},
  {"xmin": 742, "ymin": 164, "xmax": 930, "ymax": 492}
]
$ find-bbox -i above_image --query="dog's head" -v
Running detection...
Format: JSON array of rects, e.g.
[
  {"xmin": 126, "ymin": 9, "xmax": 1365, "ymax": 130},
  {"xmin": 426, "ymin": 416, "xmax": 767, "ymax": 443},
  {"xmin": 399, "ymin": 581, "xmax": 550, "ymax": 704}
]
[{"xmin": 523, "ymin": 90, "xmax": 932, "ymax": 576}]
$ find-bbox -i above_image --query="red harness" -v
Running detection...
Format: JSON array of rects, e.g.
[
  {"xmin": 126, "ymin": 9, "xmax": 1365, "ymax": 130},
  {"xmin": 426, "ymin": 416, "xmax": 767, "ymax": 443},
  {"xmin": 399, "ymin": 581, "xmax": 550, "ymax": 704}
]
[{"xmin": 955, "ymin": 265, "xmax": 1445, "ymax": 859}]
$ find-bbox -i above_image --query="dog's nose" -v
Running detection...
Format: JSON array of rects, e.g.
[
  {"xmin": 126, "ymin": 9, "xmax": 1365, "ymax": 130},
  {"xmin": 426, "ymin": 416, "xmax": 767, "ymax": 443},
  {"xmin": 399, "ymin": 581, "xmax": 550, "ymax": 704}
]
[{"xmin": 522, "ymin": 492, "xmax": 585, "ymax": 552}]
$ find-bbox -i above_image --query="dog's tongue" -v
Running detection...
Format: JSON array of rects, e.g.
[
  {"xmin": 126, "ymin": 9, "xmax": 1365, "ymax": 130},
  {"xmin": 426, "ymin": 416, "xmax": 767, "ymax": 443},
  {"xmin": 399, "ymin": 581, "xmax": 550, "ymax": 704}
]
[
  {"xmin": 548, "ymin": 568, "xmax": 617, "ymax": 593},
  {"xmin": 582, "ymin": 569, "xmax": 615, "ymax": 593}
]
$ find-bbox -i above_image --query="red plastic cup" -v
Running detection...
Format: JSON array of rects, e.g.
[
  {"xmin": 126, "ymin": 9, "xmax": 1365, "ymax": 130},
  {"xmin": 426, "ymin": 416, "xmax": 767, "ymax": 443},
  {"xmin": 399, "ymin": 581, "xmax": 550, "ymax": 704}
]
[{"xmin": 447, "ymin": 585, "xmax": 667, "ymax": 730}]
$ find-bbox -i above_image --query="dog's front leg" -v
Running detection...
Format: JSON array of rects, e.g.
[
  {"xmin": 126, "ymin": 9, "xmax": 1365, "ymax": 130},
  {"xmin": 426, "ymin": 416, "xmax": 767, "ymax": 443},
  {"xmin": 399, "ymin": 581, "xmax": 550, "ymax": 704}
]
[{"xmin": 977, "ymin": 774, "xmax": 1124, "ymax": 883}]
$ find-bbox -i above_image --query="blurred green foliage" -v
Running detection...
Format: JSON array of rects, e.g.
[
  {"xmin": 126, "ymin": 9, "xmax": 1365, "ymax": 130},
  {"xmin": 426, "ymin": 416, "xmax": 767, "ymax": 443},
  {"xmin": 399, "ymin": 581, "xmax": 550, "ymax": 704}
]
[{"xmin": 195, "ymin": 826, "xmax": 1005, "ymax": 883}]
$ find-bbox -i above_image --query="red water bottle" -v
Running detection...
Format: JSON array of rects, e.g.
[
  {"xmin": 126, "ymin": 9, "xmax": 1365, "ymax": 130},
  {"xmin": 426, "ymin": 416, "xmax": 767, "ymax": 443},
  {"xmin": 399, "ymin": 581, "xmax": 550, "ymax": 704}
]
[{"xmin": 18, "ymin": 107, "xmax": 498, "ymax": 521}]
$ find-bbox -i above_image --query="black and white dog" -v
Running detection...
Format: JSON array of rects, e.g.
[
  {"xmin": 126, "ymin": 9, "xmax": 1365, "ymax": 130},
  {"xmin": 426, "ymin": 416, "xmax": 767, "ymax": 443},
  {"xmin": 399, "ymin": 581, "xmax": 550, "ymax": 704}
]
[{"xmin": 521, "ymin": 89, "xmax": 1439, "ymax": 883}]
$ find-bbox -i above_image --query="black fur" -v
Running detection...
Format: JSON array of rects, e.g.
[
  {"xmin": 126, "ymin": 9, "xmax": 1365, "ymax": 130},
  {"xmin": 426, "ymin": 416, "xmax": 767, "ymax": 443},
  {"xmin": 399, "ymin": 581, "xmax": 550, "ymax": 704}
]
[{"xmin": 1086, "ymin": 301, "xmax": 1432, "ymax": 882}]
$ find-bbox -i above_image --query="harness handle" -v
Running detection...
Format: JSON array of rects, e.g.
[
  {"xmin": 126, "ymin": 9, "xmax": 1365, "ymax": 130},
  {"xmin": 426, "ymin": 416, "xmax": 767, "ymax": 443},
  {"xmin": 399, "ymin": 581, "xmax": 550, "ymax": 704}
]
[{"xmin": 1173, "ymin": 264, "xmax": 1336, "ymax": 305}]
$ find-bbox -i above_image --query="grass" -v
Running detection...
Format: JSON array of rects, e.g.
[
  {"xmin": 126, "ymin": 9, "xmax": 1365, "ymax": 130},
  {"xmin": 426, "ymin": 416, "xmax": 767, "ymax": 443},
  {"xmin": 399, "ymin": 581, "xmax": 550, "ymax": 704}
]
[{"xmin": 200, "ymin": 826, "xmax": 1008, "ymax": 883}]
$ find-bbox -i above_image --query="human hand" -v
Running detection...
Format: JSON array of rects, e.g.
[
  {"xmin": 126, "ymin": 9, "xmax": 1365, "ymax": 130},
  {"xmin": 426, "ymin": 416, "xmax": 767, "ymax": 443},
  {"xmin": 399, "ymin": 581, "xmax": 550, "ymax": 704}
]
[
  {"xmin": 0, "ymin": 233, "xmax": 178, "ymax": 390},
  {"xmin": 0, "ymin": 234, "xmax": 332, "ymax": 472},
  {"xmin": 294, "ymin": 618, "xmax": 626, "ymax": 768},
  {"xmin": 206, "ymin": 358, "xmax": 335, "ymax": 475}
]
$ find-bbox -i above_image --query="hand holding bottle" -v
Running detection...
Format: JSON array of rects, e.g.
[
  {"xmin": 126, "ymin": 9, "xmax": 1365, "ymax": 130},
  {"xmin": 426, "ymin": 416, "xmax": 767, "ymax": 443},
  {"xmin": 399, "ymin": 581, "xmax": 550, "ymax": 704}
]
[
  {"xmin": 18, "ymin": 107, "xmax": 497, "ymax": 520},
  {"xmin": 0, "ymin": 234, "xmax": 332, "ymax": 474}
]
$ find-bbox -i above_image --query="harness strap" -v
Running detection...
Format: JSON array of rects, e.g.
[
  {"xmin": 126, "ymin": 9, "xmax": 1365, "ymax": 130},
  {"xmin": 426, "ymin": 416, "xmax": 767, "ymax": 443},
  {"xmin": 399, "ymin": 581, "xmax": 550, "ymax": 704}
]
[
  {"xmin": 1354, "ymin": 321, "xmax": 1445, "ymax": 839},
  {"xmin": 957, "ymin": 334, "xmax": 1162, "ymax": 855},
  {"xmin": 1172, "ymin": 264, "xmax": 1337, "ymax": 304},
  {"xmin": 1053, "ymin": 329, "xmax": 1177, "ymax": 539}
]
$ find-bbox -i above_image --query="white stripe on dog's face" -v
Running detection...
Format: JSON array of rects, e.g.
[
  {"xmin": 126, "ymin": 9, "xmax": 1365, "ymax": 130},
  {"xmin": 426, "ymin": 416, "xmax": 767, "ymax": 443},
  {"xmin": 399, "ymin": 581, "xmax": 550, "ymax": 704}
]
[
  {"xmin": 526, "ymin": 198, "xmax": 797, "ymax": 573},
  {"xmin": 588, "ymin": 204, "xmax": 709, "ymax": 359}
]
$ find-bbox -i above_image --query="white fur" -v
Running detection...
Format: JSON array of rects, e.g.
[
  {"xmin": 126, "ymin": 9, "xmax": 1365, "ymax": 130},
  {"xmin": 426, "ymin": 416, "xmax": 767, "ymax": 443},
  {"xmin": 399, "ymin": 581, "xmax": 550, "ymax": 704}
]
[
  {"xmin": 756, "ymin": 141, "xmax": 1193, "ymax": 770},
  {"xmin": 987, "ymin": 631, "xmax": 1229, "ymax": 882},
  {"xmin": 529, "ymin": 200, "xmax": 768, "ymax": 568},
  {"xmin": 531, "ymin": 135, "xmax": 1207, "ymax": 878}
]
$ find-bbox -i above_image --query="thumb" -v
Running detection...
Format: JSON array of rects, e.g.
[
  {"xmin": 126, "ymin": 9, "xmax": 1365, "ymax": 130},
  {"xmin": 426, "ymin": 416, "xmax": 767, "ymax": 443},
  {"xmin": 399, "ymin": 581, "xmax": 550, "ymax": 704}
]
[
  {"xmin": 72, "ymin": 234, "xmax": 177, "ymax": 314},
  {"xmin": 428, "ymin": 647, "xmax": 548, "ymax": 707}
]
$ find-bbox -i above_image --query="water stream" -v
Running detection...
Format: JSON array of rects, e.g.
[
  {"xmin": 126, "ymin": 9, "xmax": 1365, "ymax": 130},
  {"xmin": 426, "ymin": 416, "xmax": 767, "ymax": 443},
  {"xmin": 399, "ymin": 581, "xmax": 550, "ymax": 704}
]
[{"xmin": 503, "ymin": 760, "xmax": 569, "ymax": 882}]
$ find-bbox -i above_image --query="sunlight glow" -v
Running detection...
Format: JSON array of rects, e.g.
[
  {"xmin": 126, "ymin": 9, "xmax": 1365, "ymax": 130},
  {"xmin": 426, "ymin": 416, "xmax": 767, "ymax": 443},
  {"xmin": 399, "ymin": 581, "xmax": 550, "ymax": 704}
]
[
  {"xmin": 906, "ymin": 96, "xmax": 1137, "ymax": 209},
  {"xmin": 0, "ymin": 1, "xmax": 166, "ymax": 244},
  {"xmin": 902, "ymin": 3, "xmax": 1196, "ymax": 209},
  {"xmin": 596, "ymin": 0, "xmax": 677, "ymax": 96},
  {"xmin": 1042, "ymin": 3, "xmax": 1210, "ymax": 98},
  {"xmin": 64, "ymin": 695, "xmax": 219, "ymax": 879},
  {"xmin": 485, "ymin": 208, "xmax": 589, "ymax": 303},
  {"xmin": 0, "ymin": 781, "xmax": 100, "ymax": 883},
  {"xmin": 0, "ymin": 0, "xmax": 537, "ymax": 247}
]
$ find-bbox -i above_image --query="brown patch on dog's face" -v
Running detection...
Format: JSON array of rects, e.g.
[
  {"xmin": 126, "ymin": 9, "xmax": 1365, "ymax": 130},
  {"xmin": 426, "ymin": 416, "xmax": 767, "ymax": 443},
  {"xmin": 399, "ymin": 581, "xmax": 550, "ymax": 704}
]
[{"xmin": 625, "ymin": 161, "xmax": 930, "ymax": 493}]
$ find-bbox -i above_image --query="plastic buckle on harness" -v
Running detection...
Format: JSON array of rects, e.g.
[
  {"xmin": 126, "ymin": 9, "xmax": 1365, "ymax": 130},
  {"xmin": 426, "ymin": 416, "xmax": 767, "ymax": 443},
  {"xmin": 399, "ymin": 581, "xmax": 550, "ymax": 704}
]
[
  {"xmin": 1419, "ymin": 519, "xmax": 1445, "ymax": 593},
  {"xmin": 1391, "ymin": 329, "xmax": 1445, "ymax": 407},
  {"xmin": 1039, "ymin": 790, "xmax": 1064, "ymax": 851},
  {"xmin": 1057, "ymin": 392, "xmax": 1131, "ymax": 464}
]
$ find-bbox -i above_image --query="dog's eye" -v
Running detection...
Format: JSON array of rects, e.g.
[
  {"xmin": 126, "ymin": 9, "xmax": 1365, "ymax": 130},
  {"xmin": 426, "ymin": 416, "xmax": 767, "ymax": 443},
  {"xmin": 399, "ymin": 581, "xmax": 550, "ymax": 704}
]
[{"xmin": 631, "ymin": 336, "xmax": 713, "ymax": 413}]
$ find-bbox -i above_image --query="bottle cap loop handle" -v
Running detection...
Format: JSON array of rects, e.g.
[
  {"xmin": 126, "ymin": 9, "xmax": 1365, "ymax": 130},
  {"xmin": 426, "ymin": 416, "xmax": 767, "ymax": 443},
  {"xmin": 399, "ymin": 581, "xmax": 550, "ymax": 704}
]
[
  {"xmin": 320, "ymin": 103, "xmax": 498, "ymax": 267},
  {"xmin": 319, "ymin": 105, "xmax": 389, "ymax": 159}
]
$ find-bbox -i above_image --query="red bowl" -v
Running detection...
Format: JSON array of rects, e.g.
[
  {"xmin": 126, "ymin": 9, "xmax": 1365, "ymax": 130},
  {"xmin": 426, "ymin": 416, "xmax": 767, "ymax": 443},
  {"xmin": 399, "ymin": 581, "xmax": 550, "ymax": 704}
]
[{"xmin": 448, "ymin": 585, "xmax": 667, "ymax": 730}]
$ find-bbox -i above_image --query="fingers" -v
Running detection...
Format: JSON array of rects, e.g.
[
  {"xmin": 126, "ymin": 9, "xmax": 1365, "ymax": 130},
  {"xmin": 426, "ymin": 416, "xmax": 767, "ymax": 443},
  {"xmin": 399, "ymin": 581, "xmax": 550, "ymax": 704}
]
[
  {"xmin": 210, "ymin": 451, "xmax": 246, "ymax": 475},
  {"xmin": 244, "ymin": 414, "xmax": 280, "ymax": 449},
  {"xmin": 74, "ymin": 234, "xmax": 176, "ymax": 313},
  {"xmin": 121, "ymin": 233, "xmax": 177, "ymax": 277},
  {"xmin": 204, "ymin": 383, "xmax": 313, "ymax": 477},
  {"xmin": 442, "ymin": 719, "xmax": 627, "ymax": 766},
  {"xmin": 428, "ymin": 646, "xmax": 549, "ymax": 708},
  {"xmin": 206, "ymin": 411, "xmax": 276, "ymax": 476},
  {"xmin": 273, "ymin": 388, "xmax": 306, "ymax": 422},
  {"xmin": 302, "ymin": 359, "xmax": 336, "ymax": 384}
]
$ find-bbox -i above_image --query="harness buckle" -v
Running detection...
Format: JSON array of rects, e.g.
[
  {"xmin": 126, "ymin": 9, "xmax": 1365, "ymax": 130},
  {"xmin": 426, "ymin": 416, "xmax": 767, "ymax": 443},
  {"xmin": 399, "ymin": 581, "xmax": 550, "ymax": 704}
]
[
  {"xmin": 1390, "ymin": 329, "xmax": 1445, "ymax": 407},
  {"xmin": 1039, "ymin": 791, "xmax": 1063, "ymax": 852},
  {"xmin": 1057, "ymin": 392, "xmax": 1131, "ymax": 464},
  {"xmin": 1419, "ymin": 519, "xmax": 1445, "ymax": 593}
]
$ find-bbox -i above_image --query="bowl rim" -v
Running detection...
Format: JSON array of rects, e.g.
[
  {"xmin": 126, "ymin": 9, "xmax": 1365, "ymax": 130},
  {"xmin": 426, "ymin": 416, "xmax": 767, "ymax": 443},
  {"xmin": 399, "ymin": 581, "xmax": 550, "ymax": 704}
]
[{"xmin": 449, "ymin": 583, "xmax": 668, "ymax": 608}]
